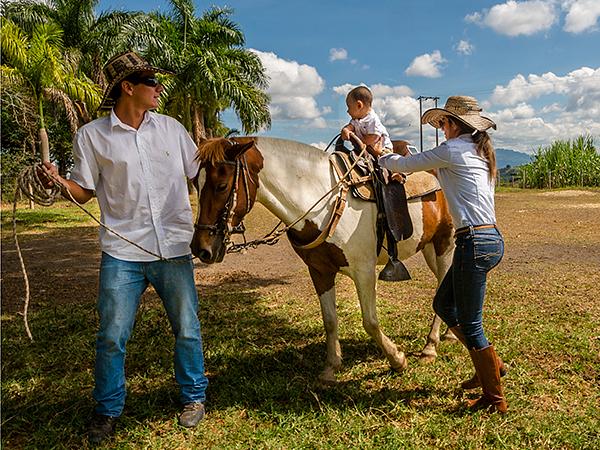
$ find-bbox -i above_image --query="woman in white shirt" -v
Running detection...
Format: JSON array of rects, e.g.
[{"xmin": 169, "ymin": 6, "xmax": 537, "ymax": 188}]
[{"xmin": 367, "ymin": 96, "xmax": 507, "ymax": 413}]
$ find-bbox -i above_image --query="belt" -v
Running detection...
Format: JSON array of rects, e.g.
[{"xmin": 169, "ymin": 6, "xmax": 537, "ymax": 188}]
[{"xmin": 454, "ymin": 224, "xmax": 497, "ymax": 237}]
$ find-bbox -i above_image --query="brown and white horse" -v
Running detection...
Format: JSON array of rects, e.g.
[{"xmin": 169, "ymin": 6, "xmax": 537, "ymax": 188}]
[{"xmin": 191, "ymin": 137, "xmax": 455, "ymax": 383}]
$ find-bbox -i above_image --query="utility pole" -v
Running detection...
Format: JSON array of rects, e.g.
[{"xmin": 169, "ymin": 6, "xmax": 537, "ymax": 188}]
[{"xmin": 417, "ymin": 96, "xmax": 439, "ymax": 152}]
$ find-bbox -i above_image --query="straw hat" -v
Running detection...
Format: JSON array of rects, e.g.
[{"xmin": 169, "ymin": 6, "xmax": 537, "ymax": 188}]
[
  {"xmin": 98, "ymin": 51, "xmax": 173, "ymax": 111},
  {"xmin": 421, "ymin": 95, "xmax": 496, "ymax": 132}
]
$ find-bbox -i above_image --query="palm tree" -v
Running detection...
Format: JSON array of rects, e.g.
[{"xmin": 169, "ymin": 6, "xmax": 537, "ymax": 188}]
[
  {"xmin": 146, "ymin": 0, "xmax": 271, "ymax": 142},
  {"xmin": 2, "ymin": 0, "xmax": 165, "ymax": 86},
  {"xmin": 1, "ymin": 18, "xmax": 101, "ymax": 162}
]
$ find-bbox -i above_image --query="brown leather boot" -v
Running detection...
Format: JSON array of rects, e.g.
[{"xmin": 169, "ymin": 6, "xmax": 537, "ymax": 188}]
[
  {"xmin": 466, "ymin": 345, "xmax": 508, "ymax": 413},
  {"xmin": 449, "ymin": 326, "xmax": 507, "ymax": 390}
]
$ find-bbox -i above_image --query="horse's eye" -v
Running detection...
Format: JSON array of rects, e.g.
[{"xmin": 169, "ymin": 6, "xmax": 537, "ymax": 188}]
[{"xmin": 215, "ymin": 183, "xmax": 228, "ymax": 193}]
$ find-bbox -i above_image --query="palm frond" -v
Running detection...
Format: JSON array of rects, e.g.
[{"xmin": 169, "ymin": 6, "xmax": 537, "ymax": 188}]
[
  {"xmin": 1, "ymin": 19, "xmax": 29, "ymax": 69},
  {"xmin": 43, "ymin": 86, "xmax": 79, "ymax": 132}
]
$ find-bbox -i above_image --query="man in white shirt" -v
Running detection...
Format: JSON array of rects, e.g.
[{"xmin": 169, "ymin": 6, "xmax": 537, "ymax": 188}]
[{"xmin": 42, "ymin": 51, "xmax": 208, "ymax": 444}]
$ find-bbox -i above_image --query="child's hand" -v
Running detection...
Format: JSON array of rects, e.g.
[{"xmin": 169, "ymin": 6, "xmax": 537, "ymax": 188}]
[{"xmin": 341, "ymin": 127, "xmax": 351, "ymax": 141}]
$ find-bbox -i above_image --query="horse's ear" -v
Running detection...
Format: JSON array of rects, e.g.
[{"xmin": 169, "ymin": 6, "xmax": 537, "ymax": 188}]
[{"xmin": 225, "ymin": 139, "xmax": 255, "ymax": 161}]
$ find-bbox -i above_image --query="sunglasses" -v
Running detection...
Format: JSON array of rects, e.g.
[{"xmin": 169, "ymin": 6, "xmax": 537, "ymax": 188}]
[{"xmin": 125, "ymin": 75, "xmax": 161, "ymax": 87}]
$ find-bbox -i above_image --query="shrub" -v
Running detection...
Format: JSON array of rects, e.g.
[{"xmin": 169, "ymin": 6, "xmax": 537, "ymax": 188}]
[{"xmin": 518, "ymin": 136, "xmax": 600, "ymax": 188}]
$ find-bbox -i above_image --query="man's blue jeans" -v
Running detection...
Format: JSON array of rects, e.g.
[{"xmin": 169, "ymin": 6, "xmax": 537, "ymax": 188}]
[
  {"xmin": 93, "ymin": 253, "xmax": 208, "ymax": 417},
  {"xmin": 433, "ymin": 227, "xmax": 504, "ymax": 350}
]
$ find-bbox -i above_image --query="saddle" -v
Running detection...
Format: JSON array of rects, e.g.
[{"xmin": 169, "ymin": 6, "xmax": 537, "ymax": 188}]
[
  {"xmin": 330, "ymin": 142, "xmax": 441, "ymax": 281},
  {"xmin": 330, "ymin": 150, "xmax": 441, "ymax": 203}
]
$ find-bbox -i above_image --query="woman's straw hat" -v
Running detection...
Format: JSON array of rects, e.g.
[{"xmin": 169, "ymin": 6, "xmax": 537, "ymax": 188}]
[
  {"xmin": 421, "ymin": 95, "xmax": 496, "ymax": 132},
  {"xmin": 98, "ymin": 51, "xmax": 173, "ymax": 111}
]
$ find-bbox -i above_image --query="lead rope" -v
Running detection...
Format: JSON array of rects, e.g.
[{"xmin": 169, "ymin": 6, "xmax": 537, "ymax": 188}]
[
  {"xmin": 227, "ymin": 137, "xmax": 369, "ymax": 253},
  {"xmin": 12, "ymin": 163, "xmax": 166, "ymax": 341}
]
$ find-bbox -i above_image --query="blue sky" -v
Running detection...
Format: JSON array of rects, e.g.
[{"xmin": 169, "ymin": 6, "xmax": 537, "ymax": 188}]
[{"xmin": 99, "ymin": 0, "xmax": 600, "ymax": 153}]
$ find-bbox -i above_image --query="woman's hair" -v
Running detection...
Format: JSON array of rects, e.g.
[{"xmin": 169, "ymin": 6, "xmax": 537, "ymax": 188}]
[
  {"xmin": 448, "ymin": 117, "xmax": 497, "ymax": 182},
  {"xmin": 347, "ymin": 86, "xmax": 373, "ymax": 106}
]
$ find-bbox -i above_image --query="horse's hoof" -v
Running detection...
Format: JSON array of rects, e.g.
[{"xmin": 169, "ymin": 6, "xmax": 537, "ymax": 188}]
[
  {"xmin": 318, "ymin": 367, "xmax": 338, "ymax": 386},
  {"xmin": 390, "ymin": 353, "xmax": 408, "ymax": 372},
  {"xmin": 318, "ymin": 374, "xmax": 337, "ymax": 387},
  {"xmin": 441, "ymin": 332, "xmax": 459, "ymax": 342},
  {"xmin": 419, "ymin": 353, "xmax": 436, "ymax": 364}
]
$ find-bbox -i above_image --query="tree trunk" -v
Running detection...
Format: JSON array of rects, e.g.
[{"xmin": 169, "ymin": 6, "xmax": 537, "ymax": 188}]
[
  {"xmin": 38, "ymin": 98, "xmax": 50, "ymax": 162},
  {"xmin": 39, "ymin": 128, "xmax": 50, "ymax": 163},
  {"xmin": 192, "ymin": 104, "xmax": 207, "ymax": 146}
]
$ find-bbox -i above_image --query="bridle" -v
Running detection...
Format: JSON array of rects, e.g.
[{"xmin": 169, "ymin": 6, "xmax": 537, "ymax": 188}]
[{"xmin": 194, "ymin": 155, "xmax": 254, "ymax": 246}]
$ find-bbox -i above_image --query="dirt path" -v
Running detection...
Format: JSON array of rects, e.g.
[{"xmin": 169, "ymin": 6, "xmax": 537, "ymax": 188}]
[{"xmin": 3, "ymin": 190, "xmax": 600, "ymax": 315}]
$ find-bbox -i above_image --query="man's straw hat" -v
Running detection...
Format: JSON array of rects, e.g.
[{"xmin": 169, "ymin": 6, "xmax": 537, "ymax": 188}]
[
  {"xmin": 421, "ymin": 95, "xmax": 496, "ymax": 132},
  {"xmin": 98, "ymin": 51, "xmax": 173, "ymax": 111}
]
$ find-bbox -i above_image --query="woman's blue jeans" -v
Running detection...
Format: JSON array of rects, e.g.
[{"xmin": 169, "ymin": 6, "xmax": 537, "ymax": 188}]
[
  {"xmin": 93, "ymin": 253, "xmax": 208, "ymax": 417},
  {"xmin": 433, "ymin": 227, "xmax": 504, "ymax": 350}
]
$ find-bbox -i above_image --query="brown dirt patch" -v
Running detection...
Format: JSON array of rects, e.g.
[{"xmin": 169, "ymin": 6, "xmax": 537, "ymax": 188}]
[{"xmin": 2, "ymin": 190, "xmax": 600, "ymax": 317}]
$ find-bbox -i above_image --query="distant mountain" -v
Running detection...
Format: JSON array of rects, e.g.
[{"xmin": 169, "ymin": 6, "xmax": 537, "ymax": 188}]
[{"xmin": 496, "ymin": 148, "xmax": 531, "ymax": 168}]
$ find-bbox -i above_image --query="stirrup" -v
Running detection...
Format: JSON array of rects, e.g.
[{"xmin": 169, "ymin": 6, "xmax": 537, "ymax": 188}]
[{"xmin": 378, "ymin": 258, "xmax": 411, "ymax": 281}]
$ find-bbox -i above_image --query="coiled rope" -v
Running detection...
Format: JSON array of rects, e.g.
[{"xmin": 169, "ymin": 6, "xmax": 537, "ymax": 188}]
[{"xmin": 12, "ymin": 163, "xmax": 164, "ymax": 341}]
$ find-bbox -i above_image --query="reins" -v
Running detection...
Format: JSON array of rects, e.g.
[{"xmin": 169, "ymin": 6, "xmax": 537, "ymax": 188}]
[{"xmin": 225, "ymin": 135, "xmax": 369, "ymax": 253}]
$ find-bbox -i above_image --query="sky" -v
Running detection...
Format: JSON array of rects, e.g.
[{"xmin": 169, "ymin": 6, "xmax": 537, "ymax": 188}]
[{"xmin": 99, "ymin": 0, "xmax": 600, "ymax": 153}]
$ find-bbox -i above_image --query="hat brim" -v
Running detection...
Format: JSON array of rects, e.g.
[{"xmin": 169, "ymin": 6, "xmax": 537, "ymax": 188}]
[
  {"xmin": 421, "ymin": 108, "xmax": 496, "ymax": 132},
  {"xmin": 98, "ymin": 65, "xmax": 173, "ymax": 111}
]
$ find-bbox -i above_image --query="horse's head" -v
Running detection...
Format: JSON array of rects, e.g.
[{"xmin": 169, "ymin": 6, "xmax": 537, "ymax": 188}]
[{"xmin": 191, "ymin": 137, "xmax": 263, "ymax": 263}]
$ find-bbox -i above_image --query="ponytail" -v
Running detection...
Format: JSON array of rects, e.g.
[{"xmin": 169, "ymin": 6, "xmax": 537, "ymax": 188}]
[
  {"xmin": 447, "ymin": 117, "xmax": 497, "ymax": 182},
  {"xmin": 473, "ymin": 131, "xmax": 496, "ymax": 183}
]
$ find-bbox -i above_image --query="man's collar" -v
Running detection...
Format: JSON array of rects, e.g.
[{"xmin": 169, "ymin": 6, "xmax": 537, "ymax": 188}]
[{"xmin": 110, "ymin": 109, "xmax": 154, "ymax": 130}]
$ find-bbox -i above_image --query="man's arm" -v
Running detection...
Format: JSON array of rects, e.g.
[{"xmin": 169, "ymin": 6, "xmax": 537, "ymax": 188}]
[{"xmin": 41, "ymin": 162, "xmax": 94, "ymax": 204}]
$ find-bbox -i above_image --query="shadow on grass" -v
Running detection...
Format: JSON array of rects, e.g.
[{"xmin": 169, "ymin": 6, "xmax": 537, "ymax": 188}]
[{"xmin": 2, "ymin": 263, "xmax": 444, "ymax": 448}]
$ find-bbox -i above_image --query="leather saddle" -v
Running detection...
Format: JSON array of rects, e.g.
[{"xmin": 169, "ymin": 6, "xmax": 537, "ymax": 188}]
[{"xmin": 329, "ymin": 140, "xmax": 441, "ymax": 281}]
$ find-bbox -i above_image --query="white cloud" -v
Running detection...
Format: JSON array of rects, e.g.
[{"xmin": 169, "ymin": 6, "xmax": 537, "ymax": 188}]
[
  {"xmin": 466, "ymin": 1, "xmax": 556, "ymax": 36},
  {"xmin": 493, "ymin": 102, "xmax": 537, "ymax": 121},
  {"xmin": 563, "ymin": 0, "xmax": 600, "ymax": 33},
  {"xmin": 455, "ymin": 39, "xmax": 474, "ymax": 55},
  {"xmin": 332, "ymin": 83, "xmax": 413, "ymax": 99},
  {"xmin": 251, "ymin": 49, "xmax": 328, "ymax": 122},
  {"xmin": 333, "ymin": 83, "xmax": 420, "ymax": 142},
  {"xmin": 489, "ymin": 111, "xmax": 600, "ymax": 152},
  {"xmin": 310, "ymin": 141, "xmax": 328, "ymax": 150},
  {"xmin": 486, "ymin": 66, "xmax": 600, "ymax": 151},
  {"xmin": 405, "ymin": 50, "xmax": 446, "ymax": 78},
  {"xmin": 333, "ymin": 83, "xmax": 360, "ymax": 97},
  {"xmin": 490, "ymin": 66, "xmax": 600, "ymax": 108},
  {"xmin": 329, "ymin": 48, "xmax": 348, "ymax": 61}
]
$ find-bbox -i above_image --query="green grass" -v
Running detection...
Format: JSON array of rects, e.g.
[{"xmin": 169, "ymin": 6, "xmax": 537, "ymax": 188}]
[
  {"xmin": 1, "ymin": 199, "xmax": 101, "ymax": 235},
  {"xmin": 2, "ymin": 191, "xmax": 600, "ymax": 449}
]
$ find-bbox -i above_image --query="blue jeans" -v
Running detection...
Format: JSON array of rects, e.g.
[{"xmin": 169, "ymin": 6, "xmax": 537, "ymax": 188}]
[
  {"xmin": 93, "ymin": 253, "xmax": 208, "ymax": 417},
  {"xmin": 433, "ymin": 227, "xmax": 504, "ymax": 349}
]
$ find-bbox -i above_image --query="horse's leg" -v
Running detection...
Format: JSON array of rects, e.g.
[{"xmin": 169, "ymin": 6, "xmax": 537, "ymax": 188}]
[
  {"xmin": 420, "ymin": 244, "xmax": 443, "ymax": 361},
  {"xmin": 353, "ymin": 268, "xmax": 407, "ymax": 372},
  {"xmin": 421, "ymin": 242, "xmax": 460, "ymax": 361},
  {"xmin": 308, "ymin": 267, "xmax": 341, "ymax": 384}
]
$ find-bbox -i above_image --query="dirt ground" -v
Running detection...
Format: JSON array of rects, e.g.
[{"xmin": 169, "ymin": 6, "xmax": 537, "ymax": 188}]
[{"xmin": 2, "ymin": 189, "xmax": 600, "ymax": 316}]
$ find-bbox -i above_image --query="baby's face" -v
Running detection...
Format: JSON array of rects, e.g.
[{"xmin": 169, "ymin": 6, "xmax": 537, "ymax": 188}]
[{"xmin": 346, "ymin": 98, "xmax": 369, "ymax": 120}]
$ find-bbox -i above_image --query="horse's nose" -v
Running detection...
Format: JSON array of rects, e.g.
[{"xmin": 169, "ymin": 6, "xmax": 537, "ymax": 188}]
[{"xmin": 197, "ymin": 248, "xmax": 213, "ymax": 263}]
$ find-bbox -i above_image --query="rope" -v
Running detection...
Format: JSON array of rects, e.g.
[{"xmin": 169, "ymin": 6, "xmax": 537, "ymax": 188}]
[
  {"xmin": 11, "ymin": 163, "xmax": 165, "ymax": 341},
  {"xmin": 227, "ymin": 136, "xmax": 370, "ymax": 254}
]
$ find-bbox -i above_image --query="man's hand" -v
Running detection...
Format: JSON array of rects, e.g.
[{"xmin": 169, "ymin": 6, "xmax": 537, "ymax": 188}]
[{"xmin": 37, "ymin": 162, "xmax": 61, "ymax": 189}]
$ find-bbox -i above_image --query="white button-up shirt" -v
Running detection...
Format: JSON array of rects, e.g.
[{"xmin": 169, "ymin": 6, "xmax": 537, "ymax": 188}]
[
  {"xmin": 70, "ymin": 110, "xmax": 199, "ymax": 261},
  {"xmin": 351, "ymin": 109, "xmax": 393, "ymax": 150},
  {"xmin": 379, "ymin": 134, "xmax": 496, "ymax": 229}
]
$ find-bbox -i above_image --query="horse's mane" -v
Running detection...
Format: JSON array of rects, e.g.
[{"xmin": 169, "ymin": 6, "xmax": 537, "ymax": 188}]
[{"xmin": 196, "ymin": 138, "xmax": 229, "ymax": 165}]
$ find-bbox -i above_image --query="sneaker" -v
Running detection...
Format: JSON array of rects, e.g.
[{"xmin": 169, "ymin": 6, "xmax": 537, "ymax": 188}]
[
  {"xmin": 178, "ymin": 402, "xmax": 205, "ymax": 428},
  {"xmin": 88, "ymin": 413, "xmax": 117, "ymax": 445}
]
